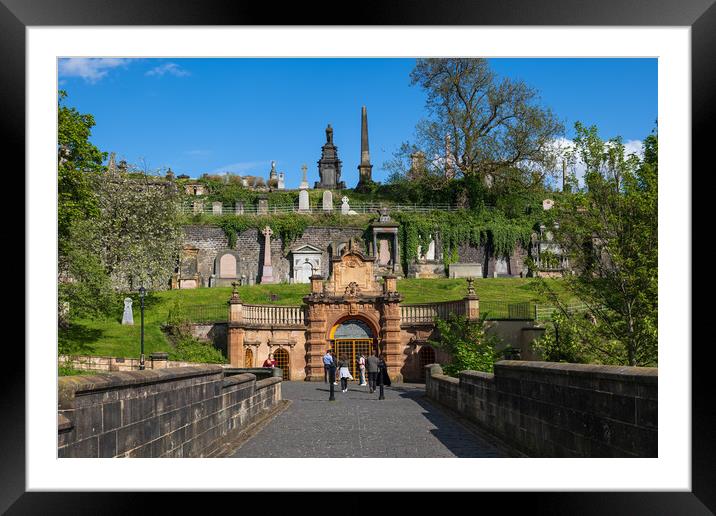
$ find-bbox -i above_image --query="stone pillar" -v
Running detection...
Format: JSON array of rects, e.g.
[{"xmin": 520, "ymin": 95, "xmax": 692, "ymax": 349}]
[
  {"xmin": 227, "ymin": 283, "xmax": 244, "ymax": 367},
  {"xmin": 381, "ymin": 301, "xmax": 403, "ymax": 383},
  {"xmin": 464, "ymin": 277, "xmax": 480, "ymax": 320},
  {"xmin": 304, "ymin": 277, "xmax": 328, "ymax": 381},
  {"xmin": 381, "ymin": 275, "xmax": 403, "ymax": 382},
  {"xmin": 260, "ymin": 226, "xmax": 275, "ymax": 284},
  {"xmin": 393, "ymin": 233, "xmax": 399, "ymax": 273}
]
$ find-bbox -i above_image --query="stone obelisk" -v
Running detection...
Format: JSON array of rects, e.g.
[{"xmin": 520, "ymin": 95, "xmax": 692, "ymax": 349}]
[
  {"xmin": 260, "ymin": 226, "xmax": 275, "ymax": 283},
  {"xmin": 355, "ymin": 106, "xmax": 374, "ymax": 192}
]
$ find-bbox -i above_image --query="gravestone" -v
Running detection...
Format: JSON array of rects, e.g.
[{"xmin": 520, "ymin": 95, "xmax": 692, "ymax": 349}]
[
  {"xmin": 341, "ymin": 196, "xmax": 350, "ymax": 214},
  {"xmin": 298, "ymin": 189, "xmax": 310, "ymax": 212},
  {"xmin": 494, "ymin": 257, "xmax": 510, "ymax": 276},
  {"xmin": 212, "ymin": 201, "xmax": 223, "ymax": 215},
  {"xmin": 122, "ymin": 298, "xmax": 134, "ymax": 325},
  {"xmin": 235, "ymin": 201, "xmax": 244, "ymax": 215},
  {"xmin": 299, "ymin": 164, "xmax": 309, "ymax": 189},
  {"xmin": 257, "ymin": 197, "xmax": 269, "ymax": 215},
  {"xmin": 193, "ymin": 201, "xmax": 203, "ymax": 214},
  {"xmin": 219, "ymin": 253, "xmax": 237, "ymax": 278},
  {"xmin": 449, "ymin": 263, "xmax": 483, "ymax": 278},
  {"xmin": 542, "ymin": 199, "xmax": 555, "ymax": 210},
  {"xmin": 378, "ymin": 239, "xmax": 391, "ymax": 266},
  {"xmin": 322, "ymin": 190, "xmax": 333, "ymax": 212},
  {"xmin": 260, "ymin": 226, "xmax": 275, "ymax": 283}
]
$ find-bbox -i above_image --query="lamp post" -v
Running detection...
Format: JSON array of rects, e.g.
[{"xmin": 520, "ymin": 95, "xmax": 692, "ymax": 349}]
[{"xmin": 139, "ymin": 286, "xmax": 146, "ymax": 370}]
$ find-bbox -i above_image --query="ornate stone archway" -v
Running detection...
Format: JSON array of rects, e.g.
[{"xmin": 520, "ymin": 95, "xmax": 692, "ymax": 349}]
[{"xmin": 303, "ymin": 248, "xmax": 403, "ymax": 382}]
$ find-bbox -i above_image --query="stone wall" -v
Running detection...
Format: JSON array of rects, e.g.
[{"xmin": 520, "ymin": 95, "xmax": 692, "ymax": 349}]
[
  {"xmin": 57, "ymin": 365, "xmax": 281, "ymax": 458},
  {"xmin": 425, "ymin": 361, "xmax": 657, "ymax": 457},
  {"xmin": 182, "ymin": 224, "xmax": 530, "ymax": 284},
  {"xmin": 182, "ymin": 225, "xmax": 366, "ymax": 285}
]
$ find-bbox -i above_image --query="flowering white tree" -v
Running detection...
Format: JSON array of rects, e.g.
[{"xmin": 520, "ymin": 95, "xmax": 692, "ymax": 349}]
[{"xmin": 94, "ymin": 165, "xmax": 182, "ymax": 291}]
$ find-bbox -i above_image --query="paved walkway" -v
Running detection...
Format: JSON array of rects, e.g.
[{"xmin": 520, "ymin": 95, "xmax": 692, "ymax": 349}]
[{"xmin": 229, "ymin": 381, "xmax": 511, "ymax": 458}]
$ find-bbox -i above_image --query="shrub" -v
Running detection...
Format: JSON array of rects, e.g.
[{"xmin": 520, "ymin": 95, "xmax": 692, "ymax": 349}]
[{"xmin": 429, "ymin": 314, "xmax": 502, "ymax": 376}]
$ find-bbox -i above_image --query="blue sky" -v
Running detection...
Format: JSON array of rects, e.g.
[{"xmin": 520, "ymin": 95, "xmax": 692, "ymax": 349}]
[{"xmin": 58, "ymin": 58, "xmax": 657, "ymax": 188}]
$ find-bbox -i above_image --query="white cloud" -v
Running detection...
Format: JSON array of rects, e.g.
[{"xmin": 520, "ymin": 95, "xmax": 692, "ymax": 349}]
[
  {"xmin": 145, "ymin": 63, "xmax": 190, "ymax": 77},
  {"xmin": 58, "ymin": 58, "xmax": 131, "ymax": 83}
]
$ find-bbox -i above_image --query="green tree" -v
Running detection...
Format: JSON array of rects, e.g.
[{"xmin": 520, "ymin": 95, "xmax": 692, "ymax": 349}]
[
  {"xmin": 534, "ymin": 123, "xmax": 658, "ymax": 366},
  {"xmin": 429, "ymin": 314, "xmax": 503, "ymax": 376},
  {"xmin": 57, "ymin": 90, "xmax": 105, "ymax": 270},
  {"xmin": 57, "ymin": 91, "xmax": 114, "ymax": 325},
  {"xmin": 94, "ymin": 165, "xmax": 183, "ymax": 290},
  {"xmin": 407, "ymin": 58, "xmax": 564, "ymax": 194}
]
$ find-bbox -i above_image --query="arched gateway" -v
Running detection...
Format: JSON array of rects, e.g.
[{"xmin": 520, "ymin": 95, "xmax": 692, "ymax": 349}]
[
  {"xmin": 226, "ymin": 245, "xmax": 479, "ymax": 382},
  {"xmin": 303, "ymin": 248, "xmax": 404, "ymax": 382},
  {"xmin": 330, "ymin": 318, "xmax": 377, "ymax": 379}
]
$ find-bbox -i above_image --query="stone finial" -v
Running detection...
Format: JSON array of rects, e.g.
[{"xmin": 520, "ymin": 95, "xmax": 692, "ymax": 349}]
[
  {"xmin": 466, "ymin": 277, "xmax": 476, "ymax": 295},
  {"xmin": 326, "ymin": 124, "xmax": 333, "ymax": 144},
  {"xmin": 230, "ymin": 281, "xmax": 241, "ymax": 302}
]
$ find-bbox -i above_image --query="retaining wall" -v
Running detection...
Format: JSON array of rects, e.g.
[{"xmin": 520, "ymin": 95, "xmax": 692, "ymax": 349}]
[
  {"xmin": 57, "ymin": 365, "xmax": 281, "ymax": 458},
  {"xmin": 425, "ymin": 360, "xmax": 657, "ymax": 457}
]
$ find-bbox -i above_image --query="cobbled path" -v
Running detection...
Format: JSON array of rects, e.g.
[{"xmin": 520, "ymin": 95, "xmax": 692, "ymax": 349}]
[{"xmin": 229, "ymin": 381, "xmax": 511, "ymax": 458}]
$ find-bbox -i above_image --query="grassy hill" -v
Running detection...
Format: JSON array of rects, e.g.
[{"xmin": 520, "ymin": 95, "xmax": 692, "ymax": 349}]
[{"xmin": 59, "ymin": 277, "xmax": 571, "ymax": 361}]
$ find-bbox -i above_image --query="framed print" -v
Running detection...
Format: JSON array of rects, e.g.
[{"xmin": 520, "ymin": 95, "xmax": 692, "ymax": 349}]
[{"xmin": 4, "ymin": 0, "xmax": 711, "ymax": 513}]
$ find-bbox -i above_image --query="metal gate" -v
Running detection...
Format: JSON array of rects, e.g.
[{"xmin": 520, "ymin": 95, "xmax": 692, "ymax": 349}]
[
  {"xmin": 334, "ymin": 339, "xmax": 374, "ymax": 380},
  {"xmin": 273, "ymin": 348, "xmax": 289, "ymax": 380}
]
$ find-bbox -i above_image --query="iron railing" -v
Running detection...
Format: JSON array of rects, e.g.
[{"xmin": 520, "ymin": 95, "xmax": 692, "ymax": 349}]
[{"xmin": 182, "ymin": 201, "xmax": 460, "ymax": 216}]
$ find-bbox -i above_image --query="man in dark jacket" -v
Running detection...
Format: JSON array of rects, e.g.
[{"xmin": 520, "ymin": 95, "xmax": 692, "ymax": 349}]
[{"xmin": 365, "ymin": 352, "xmax": 380, "ymax": 393}]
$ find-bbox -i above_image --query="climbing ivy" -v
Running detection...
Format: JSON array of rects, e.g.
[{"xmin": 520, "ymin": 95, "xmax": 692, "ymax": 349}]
[
  {"xmin": 393, "ymin": 210, "xmax": 534, "ymax": 272},
  {"xmin": 196, "ymin": 213, "xmax": 376, "ymax": 251}
]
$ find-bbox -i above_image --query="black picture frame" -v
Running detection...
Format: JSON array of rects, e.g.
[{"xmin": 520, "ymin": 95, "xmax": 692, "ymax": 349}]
[{"xmin": 4, "ymin": 0, "xmax": 709, "ymax": 513}]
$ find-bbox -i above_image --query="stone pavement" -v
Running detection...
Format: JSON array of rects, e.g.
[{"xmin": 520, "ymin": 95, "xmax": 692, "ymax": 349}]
[{"xmin": 229, "ymin": 381, "xmax": 512, "ymax": 458}]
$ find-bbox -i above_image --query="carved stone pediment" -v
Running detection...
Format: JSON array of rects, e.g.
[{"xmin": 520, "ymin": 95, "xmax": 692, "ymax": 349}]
[{"xmin": 326, "ymin": 250, "xmax": 378, "ymax": 295}]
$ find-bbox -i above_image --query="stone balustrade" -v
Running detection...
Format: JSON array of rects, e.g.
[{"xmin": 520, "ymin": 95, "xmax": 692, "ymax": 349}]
[
  {"xmin": 400, "ymin": 299, "xmax": 467, "ymax": 325},
  {"xmin": 242, "ymin": 304, "xmax": 305, "ymax": 327}
]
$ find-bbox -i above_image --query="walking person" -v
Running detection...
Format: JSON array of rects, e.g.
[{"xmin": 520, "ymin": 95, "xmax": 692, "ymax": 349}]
[
  {"xmin": 337, "ymin": 356, "xmax": 353, "ymax": 392},
  {"xmin": 365, "ymin": 351, "xmax": 380, "ymax": 393},
  {"xmin": 378, "ymin": 353, "xmax": 392, "ymax": 387},
  {"xmin": 357, "ymin": 353, "xmax": 367, "ymax": 386},
  {"xmin": 323, "ymin": 349, "xmax": 334, "ymax": 383}
]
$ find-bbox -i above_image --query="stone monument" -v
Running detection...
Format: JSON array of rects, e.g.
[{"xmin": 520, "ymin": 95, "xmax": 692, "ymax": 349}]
[
  {"xmin": 314, "ymin": 124, "xmax": 345, "ymax": 189},
  {"xmin": 341, "ymin": 196, "xmax": 350, "ymax": 214},
  {"xmin": 122, "ymin": 298, "xmax": 134, "ymax": 325},
  {"xmin": 354, "ymin": 106, "xmax": 374, "ymax": 192},
  {"xmin": 322, "ymin": 190, "xmax": 333, "ymax": 212},
  {"xmin": 298, "ymin": 164, "xmax": 310, "ymax": 212},
  {"xmin": 260, "ymin": 226, "xmax": 275, "ymax": 284}
]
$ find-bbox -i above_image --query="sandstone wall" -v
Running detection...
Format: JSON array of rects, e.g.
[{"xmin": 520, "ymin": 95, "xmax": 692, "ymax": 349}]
[
  {"xmin": 57, "ymin": 366, "xmax": 281, "ymax": 458},
  {"xmin": 425, "ymin": 361, "xmax": 657, "ymax": 457}
]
